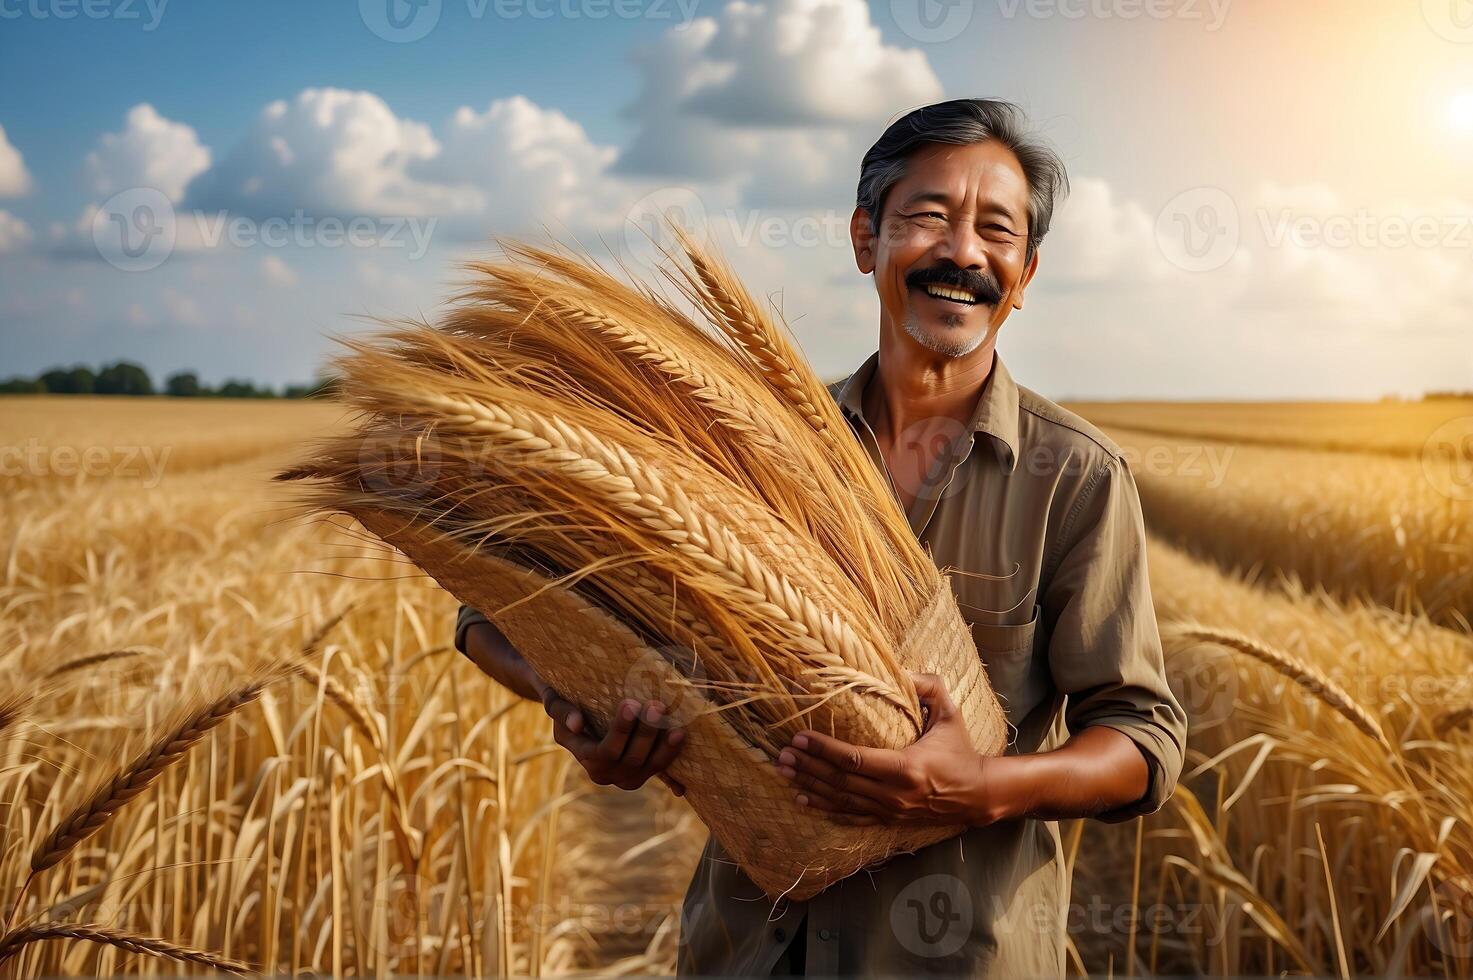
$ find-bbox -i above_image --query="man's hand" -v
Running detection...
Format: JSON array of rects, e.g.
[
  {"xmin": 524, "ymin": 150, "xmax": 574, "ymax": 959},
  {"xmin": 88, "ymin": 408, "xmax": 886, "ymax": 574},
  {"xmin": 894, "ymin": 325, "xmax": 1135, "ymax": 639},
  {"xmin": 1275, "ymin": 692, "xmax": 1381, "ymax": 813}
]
[
  {"xmin": 777, "ymin": 672, "xmax": 1154, "ymax": 826},
  {"xmin": 543, "ymin": 689, "xmax": 688, "ymax": 797},
  {"xmin": 776, "ymin": 672, "xmax": 998, "ymax": 827}
]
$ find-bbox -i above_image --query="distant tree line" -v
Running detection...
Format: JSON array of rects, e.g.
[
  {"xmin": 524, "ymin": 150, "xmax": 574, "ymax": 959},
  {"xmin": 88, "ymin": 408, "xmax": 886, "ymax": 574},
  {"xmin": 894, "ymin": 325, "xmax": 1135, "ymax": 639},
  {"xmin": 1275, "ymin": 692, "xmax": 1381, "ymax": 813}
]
[{"xmin": 0, "ymin": 361, "xmax": 338, "ymax": 399}]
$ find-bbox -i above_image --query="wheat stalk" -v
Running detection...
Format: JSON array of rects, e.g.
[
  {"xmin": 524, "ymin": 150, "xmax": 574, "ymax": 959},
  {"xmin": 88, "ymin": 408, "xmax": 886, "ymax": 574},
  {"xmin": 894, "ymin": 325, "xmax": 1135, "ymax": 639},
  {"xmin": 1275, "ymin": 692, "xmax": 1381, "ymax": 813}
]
[
  {"xmin": 664, "ymin": 225, "xmax": 833, "ymax": 439},
  {"xmin": 30, "ymin": 670, "xmax": 280, "ymax": 874},
  {"xmin": 43, "ymin": 649, "xmax": 146, "ymax": 680},
  {"xmin": 0, "ymin": 922, "xmax": 254, "ymax": 975},
  {"xmin": 1163, "ymin": 622, "xmax": 1390, "ymax": 748}
]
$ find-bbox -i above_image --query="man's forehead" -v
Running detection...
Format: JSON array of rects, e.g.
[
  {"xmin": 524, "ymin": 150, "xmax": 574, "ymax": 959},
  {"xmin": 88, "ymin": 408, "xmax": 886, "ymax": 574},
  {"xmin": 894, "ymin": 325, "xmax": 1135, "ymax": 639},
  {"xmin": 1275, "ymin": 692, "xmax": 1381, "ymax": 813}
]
[{"xmin": 892, "ymin": 142, "xmax": 1030, "ymax": 208}]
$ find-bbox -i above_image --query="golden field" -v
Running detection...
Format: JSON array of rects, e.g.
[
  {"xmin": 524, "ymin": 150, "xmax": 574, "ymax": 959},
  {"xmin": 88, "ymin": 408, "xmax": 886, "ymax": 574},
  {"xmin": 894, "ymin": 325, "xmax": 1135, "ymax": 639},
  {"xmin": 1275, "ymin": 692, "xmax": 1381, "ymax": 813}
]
[{"xmin": 2, "ymin": 394, "xmax": 1471, "ymax": 976}]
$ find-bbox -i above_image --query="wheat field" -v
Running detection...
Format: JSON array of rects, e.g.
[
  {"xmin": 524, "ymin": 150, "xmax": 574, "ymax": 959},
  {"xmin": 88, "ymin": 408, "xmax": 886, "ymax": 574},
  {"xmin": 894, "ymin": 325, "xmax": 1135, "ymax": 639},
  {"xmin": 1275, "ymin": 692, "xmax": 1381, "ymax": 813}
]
[{"xmin": 3, "ymin": 395, "xmax": 1471, "ymax": 976}]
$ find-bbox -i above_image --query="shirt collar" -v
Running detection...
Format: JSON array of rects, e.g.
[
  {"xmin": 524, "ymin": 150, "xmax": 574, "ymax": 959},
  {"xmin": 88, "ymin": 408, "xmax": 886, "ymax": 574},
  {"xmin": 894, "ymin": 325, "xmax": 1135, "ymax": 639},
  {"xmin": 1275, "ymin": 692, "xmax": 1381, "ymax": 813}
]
[{"xmin": 834, "ymin": 348, "xmax": 1020, "ymax": 474}]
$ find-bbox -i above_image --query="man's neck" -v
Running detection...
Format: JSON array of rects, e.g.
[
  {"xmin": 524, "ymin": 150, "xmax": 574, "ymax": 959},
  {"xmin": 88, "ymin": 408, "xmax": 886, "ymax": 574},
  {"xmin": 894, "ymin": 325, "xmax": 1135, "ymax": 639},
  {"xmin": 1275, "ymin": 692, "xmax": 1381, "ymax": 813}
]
[{"xmin": 862, "ymin": 331, "xmax": 997, "ymax": 445}]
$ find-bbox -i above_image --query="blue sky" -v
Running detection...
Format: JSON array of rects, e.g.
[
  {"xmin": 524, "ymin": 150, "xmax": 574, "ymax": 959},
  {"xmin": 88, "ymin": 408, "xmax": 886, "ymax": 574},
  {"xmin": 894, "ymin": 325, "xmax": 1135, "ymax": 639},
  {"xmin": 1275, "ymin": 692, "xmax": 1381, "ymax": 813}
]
[{"xmin": 1, "ymin": 0, "xmax": 1470, "ymax": 397}]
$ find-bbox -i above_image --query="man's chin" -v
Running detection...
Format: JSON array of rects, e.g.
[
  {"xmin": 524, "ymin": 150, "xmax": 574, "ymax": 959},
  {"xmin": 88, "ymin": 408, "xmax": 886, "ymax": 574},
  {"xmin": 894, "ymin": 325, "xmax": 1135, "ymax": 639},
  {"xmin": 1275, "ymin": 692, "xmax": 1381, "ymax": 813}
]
[{"xmin": 902, "ymin": 317, "xmax": 991, "ymax": 358}]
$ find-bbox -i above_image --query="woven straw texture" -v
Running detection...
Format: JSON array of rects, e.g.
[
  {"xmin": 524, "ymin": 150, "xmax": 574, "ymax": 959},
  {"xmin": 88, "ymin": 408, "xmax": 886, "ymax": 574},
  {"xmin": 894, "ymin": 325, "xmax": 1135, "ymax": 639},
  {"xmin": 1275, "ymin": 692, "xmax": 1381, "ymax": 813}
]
[{"xmin": 356, "ymin": 506, "xmax": 1007, "ymax": 900}]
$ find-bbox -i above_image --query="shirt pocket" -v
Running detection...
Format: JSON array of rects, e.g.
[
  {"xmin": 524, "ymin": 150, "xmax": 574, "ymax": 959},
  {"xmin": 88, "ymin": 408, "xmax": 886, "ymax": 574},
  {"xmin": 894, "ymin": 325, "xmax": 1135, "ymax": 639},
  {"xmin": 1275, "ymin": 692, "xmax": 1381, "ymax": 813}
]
[{"xmin": 969, "ymin": 604, "xmax": 1043, "ymax": 723}]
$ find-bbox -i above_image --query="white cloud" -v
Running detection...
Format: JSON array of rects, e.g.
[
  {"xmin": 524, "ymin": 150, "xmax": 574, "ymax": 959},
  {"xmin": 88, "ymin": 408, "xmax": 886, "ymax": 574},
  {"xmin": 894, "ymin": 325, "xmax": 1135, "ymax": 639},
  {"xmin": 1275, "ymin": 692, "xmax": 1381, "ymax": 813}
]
[
  {"xmin": 84, "ymin": 104, "xmax": 212, "ymax": 204},
  {"xmin": 261, "ymin": 254, "xmax": 299, "ymax": 287},
  {"xmin": 1041, "ymin": 177, "xmax": 1168, "ymax": 287},
  {"xmin": 681, "ymin": 0, "xmax": 941, "ymax": 125},
  {"xmin": 0, "ymin": 124, "xmax": 33, "ymax": 197},
  {"xmin": 614, "ymin": 0, "xmax": 941, "ymax": 194},
  {"xmin": 428, "ymin": 95, "xmax": 622, "ymax": 236},
  {"xmin": 0, "ymin": 209, "xmax": 33, "ymax": 252},
  {"xmin": 187, "ymin": 88, "xmax": 478, "ymax": 219}
]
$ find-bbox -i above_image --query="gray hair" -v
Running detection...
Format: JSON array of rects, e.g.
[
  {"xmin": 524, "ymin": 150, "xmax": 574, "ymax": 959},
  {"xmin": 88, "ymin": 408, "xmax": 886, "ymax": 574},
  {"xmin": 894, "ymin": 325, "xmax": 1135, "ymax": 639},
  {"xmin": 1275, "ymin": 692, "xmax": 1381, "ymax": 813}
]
[{"xmin": 856, "ymin": 99, "xmax": 1069, "ymax": 261}]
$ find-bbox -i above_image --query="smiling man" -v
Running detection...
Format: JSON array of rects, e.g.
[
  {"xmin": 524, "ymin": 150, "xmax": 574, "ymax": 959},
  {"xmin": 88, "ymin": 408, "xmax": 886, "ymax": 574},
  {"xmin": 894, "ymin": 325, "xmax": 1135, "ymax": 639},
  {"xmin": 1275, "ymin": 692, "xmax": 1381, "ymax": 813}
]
[
  {"xmin": 453, "ymin": 98, "xmax": 1187, "ymax": 978},
  {"xmin": 672, "ymin": 98, "xmax": 1189, "ymax": 978}
]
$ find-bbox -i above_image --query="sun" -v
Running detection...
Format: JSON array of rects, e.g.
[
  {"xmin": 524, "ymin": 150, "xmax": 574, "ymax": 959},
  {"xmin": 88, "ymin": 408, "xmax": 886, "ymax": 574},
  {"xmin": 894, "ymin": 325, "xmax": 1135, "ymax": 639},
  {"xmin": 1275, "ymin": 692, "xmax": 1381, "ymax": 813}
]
[{"xmin": 1450, "ymin": 91, "xmax": 1473, "ymax": 135}]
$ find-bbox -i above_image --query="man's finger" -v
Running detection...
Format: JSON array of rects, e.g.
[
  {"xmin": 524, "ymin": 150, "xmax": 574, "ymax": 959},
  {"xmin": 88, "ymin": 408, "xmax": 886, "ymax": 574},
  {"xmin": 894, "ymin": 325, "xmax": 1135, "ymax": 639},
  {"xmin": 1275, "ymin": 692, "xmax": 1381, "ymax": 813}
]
[
  {"xmin": 778, "ymin": 745, "xmax": 887, "ymax": 798},
  {"xmin": 619, "ymin": 701, "xmax": 665, "ymax": 769},
  {"xmin": 541, "ymin": 689, "xmax": 586, "ymax": 735},
  {"xmin": 791, "ymin": 730, "xmax": 907, "ymax": 780},
  {"xmin": 643, "ymin": 726, "xmax": 688, "ymax": 781},
  {"xmin": 795, "ymin": 785, "xmax": 890, "ymax": 819},
  {"xmin": 594, "ymin": 699, "xmax": 641, "ymax": 763},
  {"xmin": 550, "ymin": 715, "xmax": 598, "ymax": 761},
  {"xmin": 909, "ymin": 672, "xmax": 958, "ymax": 724}
]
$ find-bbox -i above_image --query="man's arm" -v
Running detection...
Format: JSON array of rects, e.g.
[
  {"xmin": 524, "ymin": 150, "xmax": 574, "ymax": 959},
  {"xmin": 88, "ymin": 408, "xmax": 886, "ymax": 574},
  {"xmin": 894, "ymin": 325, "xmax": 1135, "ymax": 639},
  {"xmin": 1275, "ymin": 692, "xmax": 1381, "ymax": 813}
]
[
  {"xmin": 454, "ymin": 603, "xmax": 689, "ymax": 795},
  {"xmin": 776, "ymin": 455, "xmax": 1187, "ymax": 827},
  {"xmin": 456, "ymin": 606, "xmax": 546, "ymax": 703}
]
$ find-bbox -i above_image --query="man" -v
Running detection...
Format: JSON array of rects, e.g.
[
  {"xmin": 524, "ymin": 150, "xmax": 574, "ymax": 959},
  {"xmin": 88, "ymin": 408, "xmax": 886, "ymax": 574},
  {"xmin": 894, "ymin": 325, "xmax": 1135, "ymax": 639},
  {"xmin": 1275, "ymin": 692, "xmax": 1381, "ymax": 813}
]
[{"xmin": 454, "ymin": 98, "xmax": 1187, "ymax": 977}]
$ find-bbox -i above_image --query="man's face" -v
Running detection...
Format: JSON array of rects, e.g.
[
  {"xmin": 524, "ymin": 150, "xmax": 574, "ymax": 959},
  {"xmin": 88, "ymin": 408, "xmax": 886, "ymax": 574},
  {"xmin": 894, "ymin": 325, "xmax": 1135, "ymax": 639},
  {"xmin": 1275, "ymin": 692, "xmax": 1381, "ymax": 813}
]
[{"xmin": 852, "ymin": 140, "xmax": 1039, "ymax": 358}]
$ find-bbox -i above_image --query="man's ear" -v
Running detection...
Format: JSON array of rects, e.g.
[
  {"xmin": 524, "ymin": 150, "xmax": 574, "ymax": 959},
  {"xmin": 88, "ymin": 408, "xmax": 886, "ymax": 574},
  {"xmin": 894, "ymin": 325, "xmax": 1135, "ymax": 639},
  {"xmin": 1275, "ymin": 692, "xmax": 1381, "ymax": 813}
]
[
  {"xmin": 1012, "ymin": 249, "xmax": 1040, "ymax": 311},
  {"xmin": 851, "ymin": 206, "xmax": 876, "ymax": 275}
]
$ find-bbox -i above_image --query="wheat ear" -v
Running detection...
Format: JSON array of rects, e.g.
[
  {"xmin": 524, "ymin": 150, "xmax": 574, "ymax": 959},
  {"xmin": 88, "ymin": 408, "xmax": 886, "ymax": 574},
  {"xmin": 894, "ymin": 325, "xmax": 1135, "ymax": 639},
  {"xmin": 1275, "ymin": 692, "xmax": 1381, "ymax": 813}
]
[
  {"xmin": 1164, "ymin": 622, "xmax": 1390, "ymax": 748},
  {"xmin": 0, "ymin": 922, "xmax": 254, "ymax": 975},
  {"xmin": 44, "ymin": 649, "xmax": 146, "ymax": 679},
  {"xmin": 666, "ymin": 226, "xmax": 833, "ymax": 437},
  {"xmin": 0, "ymin": 689, "xmax": 33, "ymax": 736},
  {"xmin": 30, "ymin": 673, "xmax": 278, "ymax": 874},
  {"xmin": 379, "ymin": 387, "xmax": 919, "ymax": 726}
]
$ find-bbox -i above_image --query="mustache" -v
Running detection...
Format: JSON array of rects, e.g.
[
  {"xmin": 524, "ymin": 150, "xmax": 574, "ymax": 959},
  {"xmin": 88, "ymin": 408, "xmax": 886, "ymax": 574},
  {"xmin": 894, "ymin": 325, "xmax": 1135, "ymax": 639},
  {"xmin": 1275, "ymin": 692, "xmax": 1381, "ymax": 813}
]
[{"xmin": 905, "ymin": 265, "xmax": 1004, "ymax": 306}]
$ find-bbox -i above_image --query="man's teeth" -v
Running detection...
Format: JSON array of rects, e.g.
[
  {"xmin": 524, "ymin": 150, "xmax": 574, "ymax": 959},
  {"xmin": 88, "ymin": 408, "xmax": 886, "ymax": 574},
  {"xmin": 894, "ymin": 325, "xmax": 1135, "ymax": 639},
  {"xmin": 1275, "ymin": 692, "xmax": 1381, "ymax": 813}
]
[{"xmin": 922, "ymin": 284, "xmax": 978, "ymax": 304}]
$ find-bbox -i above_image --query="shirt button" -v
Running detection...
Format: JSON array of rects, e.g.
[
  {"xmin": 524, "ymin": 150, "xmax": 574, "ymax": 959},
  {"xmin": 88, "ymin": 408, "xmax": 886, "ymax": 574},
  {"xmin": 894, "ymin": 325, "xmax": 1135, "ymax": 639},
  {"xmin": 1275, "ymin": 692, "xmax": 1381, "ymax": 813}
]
[
  {"xmin": 773, "ymin": 928, "xmax": 787, "ymax": 944},
  {"xmin": 818, "ymin": 929, "xmax": 834, "ymax": 941}
]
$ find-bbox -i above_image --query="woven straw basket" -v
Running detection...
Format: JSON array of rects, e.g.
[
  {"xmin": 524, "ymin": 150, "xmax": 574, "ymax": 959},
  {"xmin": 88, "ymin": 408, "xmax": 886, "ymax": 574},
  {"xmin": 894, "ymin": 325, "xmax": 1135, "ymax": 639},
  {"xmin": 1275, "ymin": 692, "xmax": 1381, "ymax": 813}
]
[{"xmin": 356, "ymin": 504, "xmax": 1007, "ymax": 901}]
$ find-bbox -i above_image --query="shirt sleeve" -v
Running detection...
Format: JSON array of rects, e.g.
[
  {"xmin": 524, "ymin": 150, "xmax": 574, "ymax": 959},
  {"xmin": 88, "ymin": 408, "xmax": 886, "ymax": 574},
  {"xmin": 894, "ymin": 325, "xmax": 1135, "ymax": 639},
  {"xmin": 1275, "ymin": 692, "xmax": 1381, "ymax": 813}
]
[
  {"xmin": 1041, "ymin": 453, "xmax": 1188, "ymax": 824},
  {"xmin": 454, "ymin": 603, "xmax": 492, "ymax": 654}
]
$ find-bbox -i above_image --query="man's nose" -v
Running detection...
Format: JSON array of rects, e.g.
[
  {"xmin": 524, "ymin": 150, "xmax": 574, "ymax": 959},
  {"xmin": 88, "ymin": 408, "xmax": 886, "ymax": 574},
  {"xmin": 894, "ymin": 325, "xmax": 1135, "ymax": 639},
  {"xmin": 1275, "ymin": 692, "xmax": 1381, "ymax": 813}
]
[{"xmin": 934, "ymin": 220, "xmax": 989, "ymax": 273}]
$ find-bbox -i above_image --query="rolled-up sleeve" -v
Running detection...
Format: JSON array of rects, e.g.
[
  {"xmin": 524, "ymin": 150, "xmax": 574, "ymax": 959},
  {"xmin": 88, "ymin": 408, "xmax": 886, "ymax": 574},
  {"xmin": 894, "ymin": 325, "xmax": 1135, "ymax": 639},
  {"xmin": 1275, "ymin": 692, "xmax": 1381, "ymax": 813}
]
[
  {"xmin": 454, "ymin": 603, "xmax": 491, "ymax": 654},
  {"xmin": 1042, "ymin": 453, "xmax": 1187, "ymax": 823}
]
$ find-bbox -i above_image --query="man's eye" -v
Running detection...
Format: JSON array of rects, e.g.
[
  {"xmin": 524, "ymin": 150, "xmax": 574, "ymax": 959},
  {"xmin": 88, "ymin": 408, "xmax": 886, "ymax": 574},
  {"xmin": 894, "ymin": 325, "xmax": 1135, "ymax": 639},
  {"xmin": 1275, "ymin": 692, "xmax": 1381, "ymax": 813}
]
[{"xmin": 903, "ymin": 211, "xmax": 947, "ymax": 223}]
